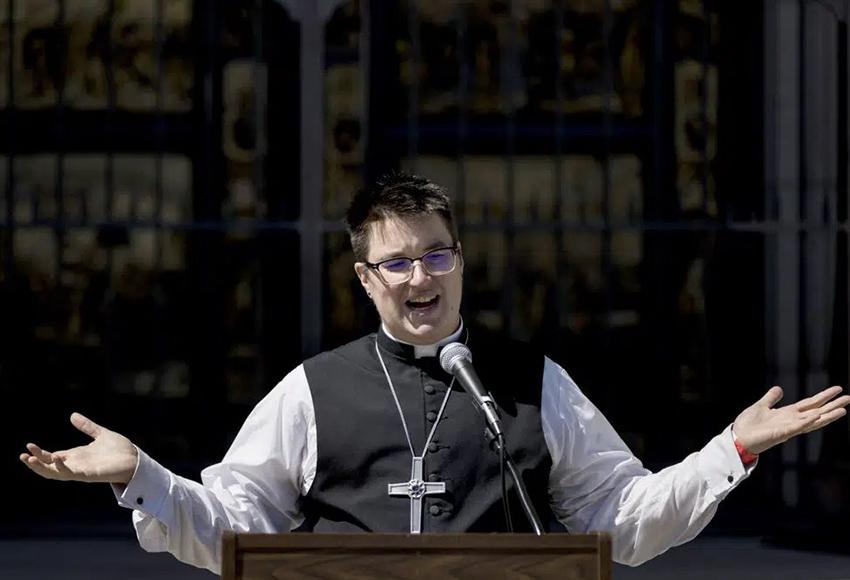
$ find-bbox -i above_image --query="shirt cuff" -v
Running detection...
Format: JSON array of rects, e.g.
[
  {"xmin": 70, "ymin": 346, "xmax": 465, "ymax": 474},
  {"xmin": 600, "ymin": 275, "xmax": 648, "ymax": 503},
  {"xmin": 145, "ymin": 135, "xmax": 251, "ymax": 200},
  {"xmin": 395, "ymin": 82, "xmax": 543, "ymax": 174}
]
[
  {"xmin": 111, "ymin": 446, "xmax": 171, "ymax": 518},
  {"xmin": 701, "ymin": 424, "xmax": 757, "ymax": 500}
]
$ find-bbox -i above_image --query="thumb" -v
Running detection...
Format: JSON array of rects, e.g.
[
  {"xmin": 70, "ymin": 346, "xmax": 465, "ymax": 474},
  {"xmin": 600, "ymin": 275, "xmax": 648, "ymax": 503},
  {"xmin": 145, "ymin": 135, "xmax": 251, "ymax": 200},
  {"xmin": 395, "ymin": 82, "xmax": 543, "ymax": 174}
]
[
  {"xmin": 70, "ymin": 412, "xmax": 104, "ymax": 440},
  {"xmin": 758, "ymin": 386, "xmax": 784, "ymax": 408}
]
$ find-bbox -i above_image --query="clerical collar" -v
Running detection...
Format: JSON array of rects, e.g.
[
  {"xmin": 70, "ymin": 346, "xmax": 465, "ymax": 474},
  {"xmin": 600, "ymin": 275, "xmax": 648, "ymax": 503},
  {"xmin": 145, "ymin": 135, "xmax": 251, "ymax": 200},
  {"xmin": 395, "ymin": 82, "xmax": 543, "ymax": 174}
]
[{"xmin": 379, "ymin": 319, "xmax": 464, "ymax": 359}]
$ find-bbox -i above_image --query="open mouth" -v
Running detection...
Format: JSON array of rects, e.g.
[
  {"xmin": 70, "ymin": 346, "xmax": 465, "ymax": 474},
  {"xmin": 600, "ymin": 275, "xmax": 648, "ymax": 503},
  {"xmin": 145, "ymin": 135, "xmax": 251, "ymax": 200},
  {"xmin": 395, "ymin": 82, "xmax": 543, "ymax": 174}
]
[{"xmin": 406, "ymin": 295, "xmax": 440, "ymax": 311}]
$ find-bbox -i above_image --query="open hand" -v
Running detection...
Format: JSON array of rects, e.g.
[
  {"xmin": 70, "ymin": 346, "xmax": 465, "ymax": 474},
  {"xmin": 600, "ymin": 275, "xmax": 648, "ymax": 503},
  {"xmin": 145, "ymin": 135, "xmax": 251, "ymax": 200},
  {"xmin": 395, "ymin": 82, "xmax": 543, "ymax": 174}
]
[
  {"xmin": 733, "ymin": 386, "xmax": 850, "ymax": 455},
  {"xmin": 19, "ymin": 413, "xmax": 139, "ymax": 485}
]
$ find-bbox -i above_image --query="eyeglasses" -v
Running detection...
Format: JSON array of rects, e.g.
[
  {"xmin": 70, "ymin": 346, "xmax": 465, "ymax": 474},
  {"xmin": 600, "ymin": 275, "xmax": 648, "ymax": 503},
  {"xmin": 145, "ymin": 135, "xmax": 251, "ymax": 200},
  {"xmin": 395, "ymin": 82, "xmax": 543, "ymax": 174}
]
[{"xmin": 364, "ymin": 245, "xmax": 460, "ymax": 285}]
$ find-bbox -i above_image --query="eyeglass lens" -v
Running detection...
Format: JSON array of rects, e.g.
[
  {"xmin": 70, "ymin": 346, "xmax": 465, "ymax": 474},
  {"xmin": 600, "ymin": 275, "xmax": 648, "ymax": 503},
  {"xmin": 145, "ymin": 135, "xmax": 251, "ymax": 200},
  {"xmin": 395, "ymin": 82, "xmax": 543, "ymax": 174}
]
[{"xmin": 380, "ymin": 248, "xmax": 455, "ymax": 281}]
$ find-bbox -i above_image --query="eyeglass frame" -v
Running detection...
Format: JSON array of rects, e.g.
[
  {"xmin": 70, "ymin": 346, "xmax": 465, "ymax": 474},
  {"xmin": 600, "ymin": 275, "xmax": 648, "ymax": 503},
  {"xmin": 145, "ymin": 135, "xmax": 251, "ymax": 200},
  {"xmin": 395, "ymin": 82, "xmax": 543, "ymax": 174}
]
[{"xmin": 362, "ymin": 244, "xmax": 461, "ymax": 285}]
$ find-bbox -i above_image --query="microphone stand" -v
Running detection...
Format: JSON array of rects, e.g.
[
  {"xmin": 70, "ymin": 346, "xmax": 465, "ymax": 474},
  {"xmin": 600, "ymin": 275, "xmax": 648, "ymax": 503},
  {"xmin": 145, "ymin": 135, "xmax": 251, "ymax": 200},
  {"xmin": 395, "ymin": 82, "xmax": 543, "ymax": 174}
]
[{"xmin": 486, "ymin": 427, "xmax": 545, "ymax": 536}]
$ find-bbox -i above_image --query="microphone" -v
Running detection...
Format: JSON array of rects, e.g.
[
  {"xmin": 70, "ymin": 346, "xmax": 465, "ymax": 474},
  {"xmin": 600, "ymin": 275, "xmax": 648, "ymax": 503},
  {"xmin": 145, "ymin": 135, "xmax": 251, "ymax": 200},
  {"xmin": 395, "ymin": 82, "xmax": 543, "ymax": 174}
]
[{"xmin": 439, "ymin": 342, "xmax": 503, "ymax": 438}]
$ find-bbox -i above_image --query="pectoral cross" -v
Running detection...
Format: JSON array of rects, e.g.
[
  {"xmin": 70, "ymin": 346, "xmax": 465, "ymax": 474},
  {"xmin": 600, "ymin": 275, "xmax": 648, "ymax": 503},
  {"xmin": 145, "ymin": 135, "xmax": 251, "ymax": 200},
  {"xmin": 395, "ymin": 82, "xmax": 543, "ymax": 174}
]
[{"xmin": 388, "ymin": 456, "xmax": 445, "ymax": 533}]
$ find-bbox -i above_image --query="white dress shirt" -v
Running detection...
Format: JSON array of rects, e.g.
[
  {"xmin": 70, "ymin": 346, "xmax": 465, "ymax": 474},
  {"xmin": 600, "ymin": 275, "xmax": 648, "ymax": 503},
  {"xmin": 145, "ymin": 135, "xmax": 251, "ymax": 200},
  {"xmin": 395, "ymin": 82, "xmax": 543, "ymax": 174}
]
[{"xmin": 114, "ymin": 334, "xmax": 754, "ymax": 574}]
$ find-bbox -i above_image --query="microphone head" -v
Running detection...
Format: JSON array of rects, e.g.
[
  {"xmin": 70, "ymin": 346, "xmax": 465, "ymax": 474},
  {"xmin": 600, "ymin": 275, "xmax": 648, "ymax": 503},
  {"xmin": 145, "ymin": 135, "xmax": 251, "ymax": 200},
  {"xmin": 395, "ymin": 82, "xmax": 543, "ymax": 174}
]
[{"xmin": 439, "ymin": 342, "xmax": 472, "ymax": 374}]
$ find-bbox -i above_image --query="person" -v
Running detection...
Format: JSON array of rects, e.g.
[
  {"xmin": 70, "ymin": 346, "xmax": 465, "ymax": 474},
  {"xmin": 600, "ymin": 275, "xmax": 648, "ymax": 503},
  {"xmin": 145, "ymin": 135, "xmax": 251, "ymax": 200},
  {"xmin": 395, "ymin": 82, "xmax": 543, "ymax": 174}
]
[{"xmin": 20, "ymin": 173, "xmax": 850, "ymax": 574}]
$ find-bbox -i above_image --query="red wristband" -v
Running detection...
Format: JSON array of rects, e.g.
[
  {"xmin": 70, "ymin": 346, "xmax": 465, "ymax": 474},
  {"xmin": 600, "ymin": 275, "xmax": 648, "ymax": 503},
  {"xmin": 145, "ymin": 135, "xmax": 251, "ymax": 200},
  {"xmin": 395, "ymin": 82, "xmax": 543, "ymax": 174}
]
[{"xmin": 734, "ymin": 438, "xmax": 759, "ymax": 466}]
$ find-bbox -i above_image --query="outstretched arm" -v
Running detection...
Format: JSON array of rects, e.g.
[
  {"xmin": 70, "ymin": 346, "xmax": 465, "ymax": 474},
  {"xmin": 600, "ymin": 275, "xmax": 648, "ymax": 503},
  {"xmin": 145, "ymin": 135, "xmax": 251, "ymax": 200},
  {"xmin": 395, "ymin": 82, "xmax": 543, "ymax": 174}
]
[
  {"xmin": 19, "ymin": 412, "xmax": 138, "ymax": 484},
  {"xmin": 543, "ymin": 358, "xmax": 850, "ymax": 567},
  {"xmin": 18, "ymin": 364, "xmax": 316, "ymax": 574}
]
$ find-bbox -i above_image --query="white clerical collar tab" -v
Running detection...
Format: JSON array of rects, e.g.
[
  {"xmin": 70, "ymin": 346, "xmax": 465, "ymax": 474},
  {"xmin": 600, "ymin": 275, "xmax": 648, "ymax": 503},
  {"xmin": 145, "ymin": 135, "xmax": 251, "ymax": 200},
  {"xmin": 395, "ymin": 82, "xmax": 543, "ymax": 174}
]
[
  {"xmin": 382, "ymin": 320, "xmax": 464, "ymax": 359},
  {"xmin": 413, "ymin": 344, "xmax": 439, "ymax": 358}
]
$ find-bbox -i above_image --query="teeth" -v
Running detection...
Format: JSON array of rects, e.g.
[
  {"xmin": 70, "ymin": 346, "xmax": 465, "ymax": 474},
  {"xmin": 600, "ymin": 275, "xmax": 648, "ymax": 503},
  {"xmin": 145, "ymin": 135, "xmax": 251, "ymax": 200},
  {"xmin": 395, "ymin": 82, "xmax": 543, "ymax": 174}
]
[{"xmin": 409, "ymin": 295, "xmax": 437, "ymax": 303}]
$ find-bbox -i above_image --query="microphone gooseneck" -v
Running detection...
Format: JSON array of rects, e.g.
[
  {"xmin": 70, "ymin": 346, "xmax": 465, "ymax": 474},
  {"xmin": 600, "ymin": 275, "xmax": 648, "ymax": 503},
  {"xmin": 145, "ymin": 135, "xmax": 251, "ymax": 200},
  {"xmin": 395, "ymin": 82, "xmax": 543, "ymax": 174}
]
[{"xmin": 438, "ymin": 341, "xmax": 544, "ymax": 535}]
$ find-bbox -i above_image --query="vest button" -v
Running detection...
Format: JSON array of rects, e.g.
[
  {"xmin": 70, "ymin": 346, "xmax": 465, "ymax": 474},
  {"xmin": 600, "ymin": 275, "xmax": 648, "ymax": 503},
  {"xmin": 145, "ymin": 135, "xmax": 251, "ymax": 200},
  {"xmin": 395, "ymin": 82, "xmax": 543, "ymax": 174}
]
[
  {"xmin": 424, "ymin": 384, "xmax": 436, "ymax": 395},
  {"xmin": 426, "ymin": 411, "xmax": 437, "ymax": 422},
  {"xmin": 428, "ymin": 472, "xmax": 441, "ymax": 482},
  {"xmin": 429, "ymin": 505, "xmax": 441, "ymax": 516},
  {"xmin": 427, "ymin": 442, "xmax": 439, "ymax": 453}
]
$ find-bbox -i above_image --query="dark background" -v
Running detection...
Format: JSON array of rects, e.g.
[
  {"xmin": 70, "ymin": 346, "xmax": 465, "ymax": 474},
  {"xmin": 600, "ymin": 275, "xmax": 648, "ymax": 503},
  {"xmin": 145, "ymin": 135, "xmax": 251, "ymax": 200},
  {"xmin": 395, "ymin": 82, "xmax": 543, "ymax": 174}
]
[{"xmin": 1, "ymin": 0, "xmax": 847, "ymax": 556}]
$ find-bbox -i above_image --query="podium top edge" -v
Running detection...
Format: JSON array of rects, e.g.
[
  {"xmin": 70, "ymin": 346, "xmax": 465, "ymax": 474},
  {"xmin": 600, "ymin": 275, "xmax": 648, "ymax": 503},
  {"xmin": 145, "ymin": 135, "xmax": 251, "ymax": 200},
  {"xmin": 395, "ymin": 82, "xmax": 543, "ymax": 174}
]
[{"xmin": 225, "ymin": 532, "xmax": 610, "ymax": 552}]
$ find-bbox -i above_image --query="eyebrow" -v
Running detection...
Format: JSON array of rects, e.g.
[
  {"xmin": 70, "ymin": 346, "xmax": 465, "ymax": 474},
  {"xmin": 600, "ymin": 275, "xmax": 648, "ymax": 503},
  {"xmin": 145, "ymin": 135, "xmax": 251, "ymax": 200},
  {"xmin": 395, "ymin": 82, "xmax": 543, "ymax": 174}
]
[{"xmin": 373, "ymin": 240, "xmax": 453, "ymax": 263}]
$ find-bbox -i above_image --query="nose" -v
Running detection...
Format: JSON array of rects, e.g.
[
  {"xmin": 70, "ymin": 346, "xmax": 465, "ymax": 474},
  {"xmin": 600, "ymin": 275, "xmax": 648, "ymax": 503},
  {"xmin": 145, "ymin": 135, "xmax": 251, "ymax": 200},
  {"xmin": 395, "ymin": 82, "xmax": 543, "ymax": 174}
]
[{"xmin": 408, "ymin": 260, "xmax": 431, "ymax": 285}]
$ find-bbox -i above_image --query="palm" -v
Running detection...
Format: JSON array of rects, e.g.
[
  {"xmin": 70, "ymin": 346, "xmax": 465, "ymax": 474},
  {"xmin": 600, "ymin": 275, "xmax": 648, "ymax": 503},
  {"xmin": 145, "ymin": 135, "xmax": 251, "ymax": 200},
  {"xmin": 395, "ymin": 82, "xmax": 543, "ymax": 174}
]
[
  {"xmin": 19, "ymin": 413, "xmax": 138, "ymax": 484},
  {"xmin": 733, "ymin": 386, "xmax": 850, "ymax": 455}
]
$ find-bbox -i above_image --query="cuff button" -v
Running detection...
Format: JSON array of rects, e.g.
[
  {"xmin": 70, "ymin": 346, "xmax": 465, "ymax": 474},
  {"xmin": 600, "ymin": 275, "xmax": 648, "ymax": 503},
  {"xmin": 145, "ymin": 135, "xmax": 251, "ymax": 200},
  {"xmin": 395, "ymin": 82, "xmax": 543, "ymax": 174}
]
[
  {"xmin": 136, "ymin": 496, "xmax": 144, "ymax": 505},
  {"xmin": 727, "ymin": 475, "xmax": 734, "ymax": 484}
]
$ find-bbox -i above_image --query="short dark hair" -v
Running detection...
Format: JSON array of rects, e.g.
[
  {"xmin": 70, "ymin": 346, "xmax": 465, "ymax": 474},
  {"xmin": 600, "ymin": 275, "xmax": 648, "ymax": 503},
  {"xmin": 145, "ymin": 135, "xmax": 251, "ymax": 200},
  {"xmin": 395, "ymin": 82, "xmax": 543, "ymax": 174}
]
[{"xmin": 346, "ymin": 171, "xmax": 458, "ymax": 261}]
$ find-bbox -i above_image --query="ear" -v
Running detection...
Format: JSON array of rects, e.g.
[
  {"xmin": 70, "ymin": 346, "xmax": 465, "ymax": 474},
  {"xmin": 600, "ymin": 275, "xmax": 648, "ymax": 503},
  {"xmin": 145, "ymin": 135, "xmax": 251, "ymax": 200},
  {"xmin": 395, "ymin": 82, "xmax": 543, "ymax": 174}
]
[
  {"xmin": 456, "ymin": 242, "xmax": 464, "ymax": 275},
  {"xmin": 354, "ymin": 263, "xmax": 372, "ymax": 296}
]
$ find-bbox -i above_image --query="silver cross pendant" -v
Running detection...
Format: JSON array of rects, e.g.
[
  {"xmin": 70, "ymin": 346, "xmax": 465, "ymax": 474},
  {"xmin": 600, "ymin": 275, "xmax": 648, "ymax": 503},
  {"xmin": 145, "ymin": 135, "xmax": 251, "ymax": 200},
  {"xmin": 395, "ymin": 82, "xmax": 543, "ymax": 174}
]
[{"xmin": 388, "ymin": 456, "xmax": 445, "ymax": 533}]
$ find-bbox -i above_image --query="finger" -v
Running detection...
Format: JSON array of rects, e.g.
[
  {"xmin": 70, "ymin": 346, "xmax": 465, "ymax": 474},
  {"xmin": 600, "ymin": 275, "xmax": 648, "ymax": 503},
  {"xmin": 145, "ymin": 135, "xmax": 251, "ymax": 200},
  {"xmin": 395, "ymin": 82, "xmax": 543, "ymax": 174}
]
[
  {"xmin": 795, "ymin": 386, "xmax": 844, "ymax": 412},
  {"xmin": 797, "ymin": 395, "xmax": 850, "ymax": 423},
  {"xmin": 26, "ymin": 443, "xmax": 55, "ymax": 464},
  {"xmin": 804, "ymin": 407, "xmax": 848, "ymax": 433},
  {"xmin": 26, "ymin": 443, "xmax": 73, "ymax": 464},
  {"xmin": 20, "ymin": 454, "xmax": 62, "ymax": 480},
  {"xmin": 53, "ymin": 456, "xmax": 72, "ymax": 476},
  {"xmin": 816, "ymin": 394, "xmax": 850, "ymax": 414},
  {"xmin": 759, "ymin": 386, "xmax": 784, "ymax": 408},
  {"xmin": 70, "ymin": 412, "xmax": 103, "ymax": 439}
]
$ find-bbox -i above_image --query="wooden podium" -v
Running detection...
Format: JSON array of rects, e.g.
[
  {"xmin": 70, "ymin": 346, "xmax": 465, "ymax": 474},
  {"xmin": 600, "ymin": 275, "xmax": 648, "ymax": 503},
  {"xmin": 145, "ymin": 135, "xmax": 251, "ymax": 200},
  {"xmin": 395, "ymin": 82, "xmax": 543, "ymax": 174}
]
[{"xmin": 221, "ymin": 532, "xmax": 611, "ymax": 579}]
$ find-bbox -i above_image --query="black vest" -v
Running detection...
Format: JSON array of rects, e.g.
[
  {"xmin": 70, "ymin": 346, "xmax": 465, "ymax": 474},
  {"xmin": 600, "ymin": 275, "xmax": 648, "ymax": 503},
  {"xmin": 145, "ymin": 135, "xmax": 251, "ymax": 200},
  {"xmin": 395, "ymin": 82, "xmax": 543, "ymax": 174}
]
[{"xmin": 298, "ymin": 327, "xmax": 556, "ymax": 532}]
